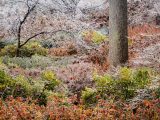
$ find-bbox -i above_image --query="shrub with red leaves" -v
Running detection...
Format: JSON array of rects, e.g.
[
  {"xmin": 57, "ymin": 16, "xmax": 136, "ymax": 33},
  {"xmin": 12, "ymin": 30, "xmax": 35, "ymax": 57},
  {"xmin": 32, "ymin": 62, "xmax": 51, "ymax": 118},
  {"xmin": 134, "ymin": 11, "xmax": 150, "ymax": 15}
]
[{"xmin": 0, "ymin": 96, "xmax": 159, "ymax": 120}]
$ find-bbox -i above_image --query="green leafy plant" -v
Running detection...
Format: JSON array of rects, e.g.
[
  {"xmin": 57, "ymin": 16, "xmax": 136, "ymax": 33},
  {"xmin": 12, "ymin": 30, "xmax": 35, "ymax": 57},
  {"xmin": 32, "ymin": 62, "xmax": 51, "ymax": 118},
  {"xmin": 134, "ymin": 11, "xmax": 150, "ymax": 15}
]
[
  {"xmin": 0, "ymin": 42, "xmax": 48, "ymax": 57},
  {"xmin": 117, "ymin": 67, "xmax": 135, "ymax": 99},
  {"xmin": 0, "ymin": 70, "xmax": 15, "ymax": 91},
  {"xmin": 13, "ymin": 75, "xmax": 33, "ymax": 97},
  {"xmin": 81, "ymin": 87, "xmax": 97, "ymax": 106},
  {"xmin": 93, "ymin": 72, "xmax": 114, "ymax": 98},
  {"xmin": 93, "ymin": 68, "xmax": 151, "ymax": 100},
  {"xmin": 0, "ymin": 69, "xmax": 60, "ymax": 105},
  {"xmin": 0, "ymin": 45, "xmax": 17, "ymax": 57},
  {"xmin": 0, "ymin": 70, "xmax": 34, "ymax": 98},
  {"xmin": 42, "ymin": 70, "xmax": 60, "ymax": 91},
  {"xmin": 133, "ymin": 68, "xmax": 150, "ymax": 88}
]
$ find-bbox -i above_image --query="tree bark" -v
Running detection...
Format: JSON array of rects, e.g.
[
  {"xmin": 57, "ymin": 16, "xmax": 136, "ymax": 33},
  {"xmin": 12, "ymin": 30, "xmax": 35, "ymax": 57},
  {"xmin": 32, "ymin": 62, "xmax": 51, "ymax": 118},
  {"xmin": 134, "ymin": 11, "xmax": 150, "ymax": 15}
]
[
  {"xmin": 109, "ymin": 0, "xmax": 128, "ymax": 66},
  {"xmin": 16, "ymin": 25, "xmax": 21, "ymax": 57}
]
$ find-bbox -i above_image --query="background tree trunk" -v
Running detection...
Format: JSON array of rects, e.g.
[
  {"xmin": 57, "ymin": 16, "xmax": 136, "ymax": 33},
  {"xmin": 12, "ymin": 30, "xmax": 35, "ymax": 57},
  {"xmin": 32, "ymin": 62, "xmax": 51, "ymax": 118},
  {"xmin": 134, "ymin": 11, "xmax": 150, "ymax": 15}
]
[{"xmin": 109, "ymin": 0, "xmax": 128, "ymax": 66}]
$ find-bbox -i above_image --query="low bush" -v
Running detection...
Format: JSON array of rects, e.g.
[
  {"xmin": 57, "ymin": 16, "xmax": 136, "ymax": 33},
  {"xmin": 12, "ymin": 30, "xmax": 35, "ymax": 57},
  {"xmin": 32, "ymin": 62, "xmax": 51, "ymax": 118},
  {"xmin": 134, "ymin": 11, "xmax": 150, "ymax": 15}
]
[
  {"xmin": 93, "ymin": 67, "xmax": 151, "ymax": 100},
  {"xmin": 0, "ymin": 97, "xmax": 159, "ymax": 120},
  {"xmin": 94, "ymin": 73, "xmax": 114, "ymax": 99},
  {"xmin": 81, "ymin": 87, "xmax": 97, "ymax": 106},
  {"xmin": 0, "ymin": 44, "xmax": 17, "ymax": 57},
  {"xmin": 0, "ymin": 70, "xmax": 15, "ymax": 98},
  {"xmin": 87, "ymin": 44, "xmax": 109, "ymax": 70},
  {"xmin": 0, "ymin": 42, "xmax": 48, "ymax": 57},
  {"xmin": 0, "ymin": 69, "xmax": 61, "ymax": 105},
  {"xmin": 81, "ymin": 30, "xmax": 108, "ymax": 44},
  {"xmin": 56, "ymin": 62, "xmax": 94, "ymax": 102},
  {"xmin": 49, "ymin": 44, "xmax": 77, "ymax": 56},
  {"xmin": 132, "ymin": 68, "xmax": 150, "ymax": 88},
  {"xmin": 41, "ymin": 70, "xmax": 60, "ymax": 91},
  {"xmin": 0, "ymin": 70, "xmax": 32, "ymax": 99},
  {"xmin": 1, "ymin": 55, "xmax": 53, "ymax": 69}
]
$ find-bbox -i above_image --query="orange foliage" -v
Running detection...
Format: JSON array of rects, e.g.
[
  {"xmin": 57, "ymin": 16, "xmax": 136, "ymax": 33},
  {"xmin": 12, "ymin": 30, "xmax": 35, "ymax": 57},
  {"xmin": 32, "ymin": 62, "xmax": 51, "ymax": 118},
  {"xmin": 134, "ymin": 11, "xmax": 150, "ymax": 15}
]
[
  {"xmin": 128, "ymin": 24, "xmax": 160, "ymax": 38},
  {"xmin": 49, "ymin": 47, "xmax": 69, "ymax": 56},
  {"xmin": 49, "ymin": 44, "xmax": 77, "ymax": 56},
  {"xmin": 0, "ymin": 97, "xmax": 159, "ymax": 120}
]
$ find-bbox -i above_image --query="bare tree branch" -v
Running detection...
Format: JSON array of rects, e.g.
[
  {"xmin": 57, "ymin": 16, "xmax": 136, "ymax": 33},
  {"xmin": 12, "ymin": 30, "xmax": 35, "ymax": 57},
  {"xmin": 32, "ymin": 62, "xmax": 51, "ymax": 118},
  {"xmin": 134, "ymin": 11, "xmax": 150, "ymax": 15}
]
[
  {"xmin": 20, "ymin": 29, "xmax": 74, "ymax": 47},
  {"xmin": 20, "ymin": 31, "xmax": 48, "ymax": 47},
  {"xmin": 16, "ymin": 0, "xmax": 39, "ymax": 56}
]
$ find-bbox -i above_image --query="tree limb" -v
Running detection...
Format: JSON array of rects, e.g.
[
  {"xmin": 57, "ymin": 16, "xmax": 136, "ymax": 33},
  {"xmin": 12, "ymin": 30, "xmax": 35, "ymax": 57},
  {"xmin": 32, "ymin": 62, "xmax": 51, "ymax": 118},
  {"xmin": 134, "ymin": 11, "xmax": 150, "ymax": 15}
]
[
  {"xmin": 19, "ymin": 29, "xmax": 73, "ymax": 47},
  {"xmin": 20, "ymin": 31, "xmax": 48, "ymax": 47}
]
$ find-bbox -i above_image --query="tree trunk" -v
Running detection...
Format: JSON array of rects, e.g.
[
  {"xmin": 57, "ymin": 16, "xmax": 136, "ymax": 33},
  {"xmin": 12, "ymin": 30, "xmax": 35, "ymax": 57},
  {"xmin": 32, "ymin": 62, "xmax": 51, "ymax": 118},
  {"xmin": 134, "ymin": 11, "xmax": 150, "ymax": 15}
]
[
  {"xmin": 109, "ymin": 0, "xmax": 128, "ymax": 66},
  {"xmin": 16, "ymin": 47, "xmax": 20, "ymax": 57},
  {"xmin": 16, "ymin": 34, "xmax": 21, "ymax": 57}
]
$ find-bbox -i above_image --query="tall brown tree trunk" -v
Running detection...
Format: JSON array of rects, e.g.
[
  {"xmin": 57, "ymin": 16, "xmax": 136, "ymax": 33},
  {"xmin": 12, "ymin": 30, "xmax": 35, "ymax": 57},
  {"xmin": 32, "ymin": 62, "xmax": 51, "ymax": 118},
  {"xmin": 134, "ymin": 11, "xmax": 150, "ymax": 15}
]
[
  {"xmin": 16, "ymin": 29, "xmax": 21, "ymax": 57},
  {"xmin": 16, "ymin": 46, "xmax": 20, "ymax": 57},
  {"xmin": 109, "ymin": 0, "xmax": 128, "ymax": 66}
]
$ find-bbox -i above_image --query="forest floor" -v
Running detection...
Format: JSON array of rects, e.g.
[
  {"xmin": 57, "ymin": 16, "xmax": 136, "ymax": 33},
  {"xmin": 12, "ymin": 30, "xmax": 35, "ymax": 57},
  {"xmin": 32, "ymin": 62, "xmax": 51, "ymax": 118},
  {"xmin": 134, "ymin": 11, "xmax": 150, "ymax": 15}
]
[
  {"xmin": 0, "ymin": 1, "xmax": 160, "ymax": 119},
  {"xmin": 128, "ymin": 24, "xmax": 160, "ymax": 71}
]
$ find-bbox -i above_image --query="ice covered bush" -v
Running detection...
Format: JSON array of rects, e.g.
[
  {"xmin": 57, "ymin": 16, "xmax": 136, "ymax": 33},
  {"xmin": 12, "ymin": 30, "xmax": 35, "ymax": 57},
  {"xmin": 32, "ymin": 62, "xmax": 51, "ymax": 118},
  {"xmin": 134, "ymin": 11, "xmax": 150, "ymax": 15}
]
[{"xmin": 1, "ymin": 55, "xmax": 53, "ymax": 69}]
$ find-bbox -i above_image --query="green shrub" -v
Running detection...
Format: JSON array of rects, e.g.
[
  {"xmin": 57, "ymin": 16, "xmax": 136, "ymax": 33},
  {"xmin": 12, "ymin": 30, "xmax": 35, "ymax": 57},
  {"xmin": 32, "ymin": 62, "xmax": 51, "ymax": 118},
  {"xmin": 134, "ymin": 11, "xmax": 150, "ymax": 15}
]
[
  {"xmin": 93, "ymin": 68, "xmax": 151, "ymax": 100},
  {"xmin": 94, "ymin": 73, "xmax": 114, "ymax": 99},
  {"xmin": 0, "ymin": 69, "xmax": 61, "ymax": 105},
  {"xmin": 0, "ymin": 42, "xmax": 48, "ymax": 57},
  {"xmin": 42, "ymin": 70, "xmax": 60, "ymax": 91},
  {"xmin": 81, "ymin": 87, "xmax": 97, "ymax": 106},
  {"xmin": 0, "ymin": 45, "xmax": 17, "ymax": 57},
  {"xmin": 20, "ymin": 42, "xmax": 48, "ymax": 57},
  {"xmin": 117, "ymin": 67, "xmax": 136, "ymax": 99},
  {"xmin": 13, "ymin": 75, "xmax": 33, "ymax": 97},
  {"xmin": 119, "ymin": 67, "xmax": 132, "ymax": 80},
  {"xmin": 0, "ymin": 70, "xmax": 33, "ymax": 98},
  {"xmin": 133, "ymin": 68, "xmax": 150, "ymax": 88},
  {"xmin": 0, "ymin": 69, "xmax": 60, "ymax": 106},
  {"xmin": 0, "ymin": 70, "xmax": 15, "ymax": 91}
]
